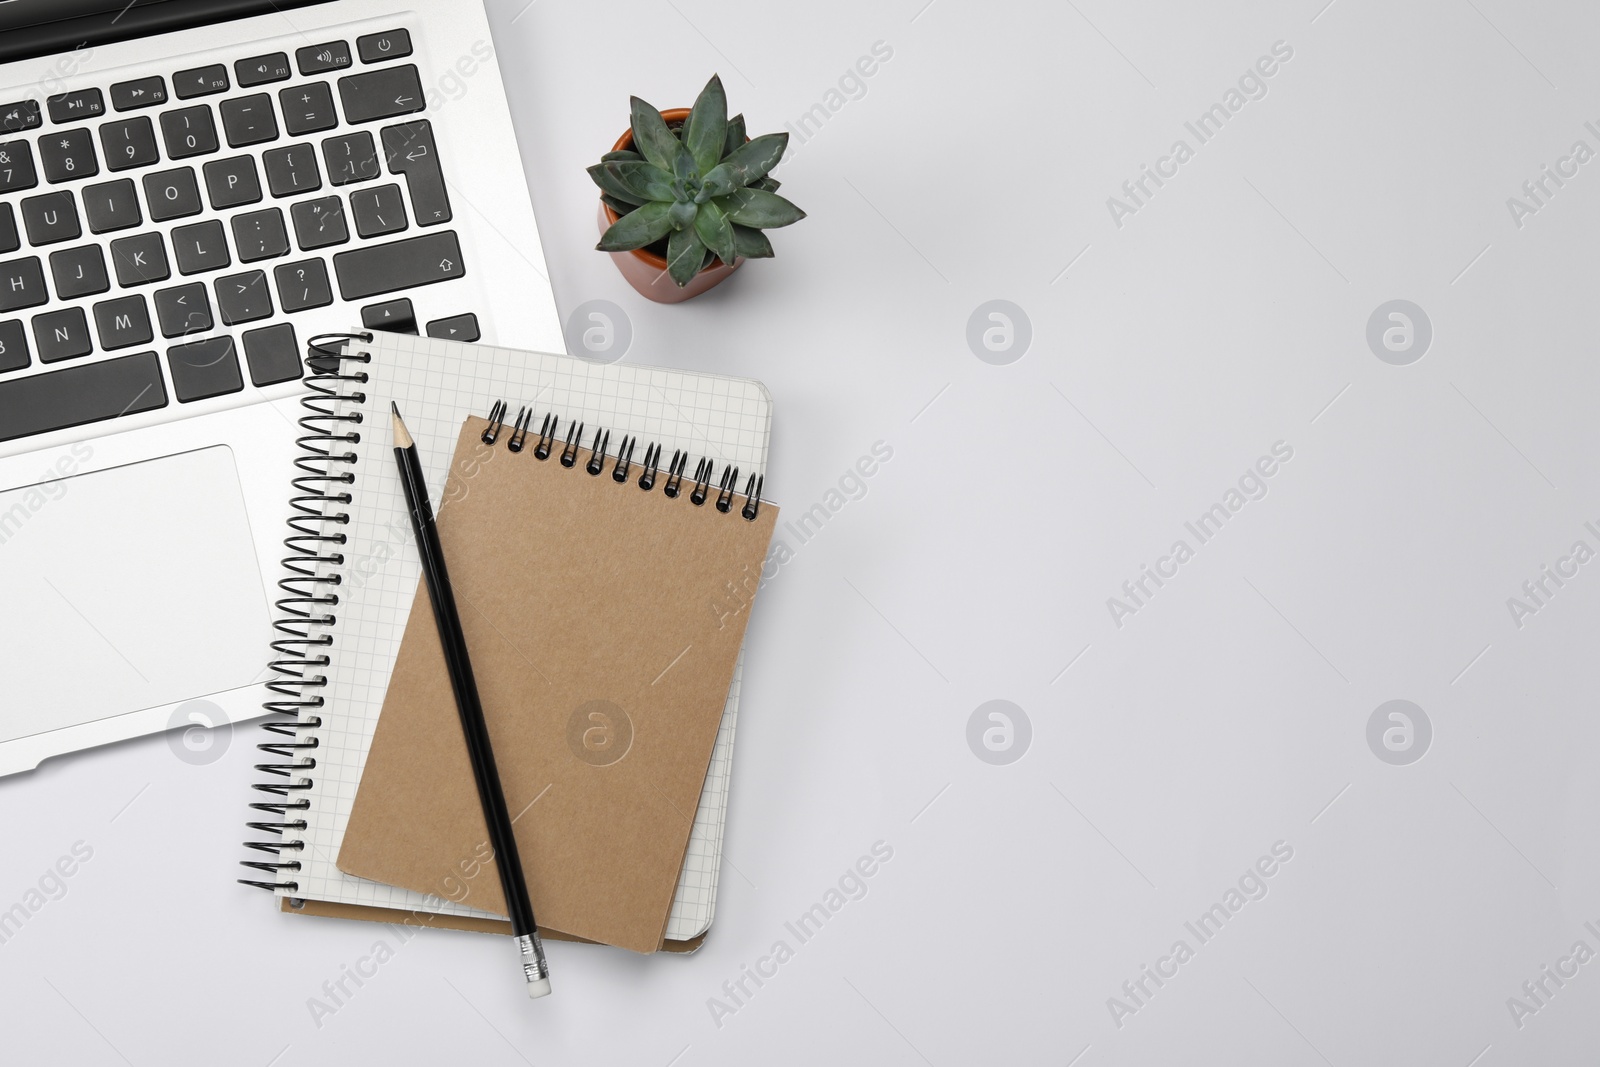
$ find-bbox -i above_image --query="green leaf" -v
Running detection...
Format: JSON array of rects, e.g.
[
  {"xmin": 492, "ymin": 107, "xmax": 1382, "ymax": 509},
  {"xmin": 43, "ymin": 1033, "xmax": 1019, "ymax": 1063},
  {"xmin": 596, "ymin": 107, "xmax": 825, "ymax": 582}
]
[
  {"xmin": 732, "ymin": 223, "xmax": 774, "ymax": 258},
  {"xmin": 601, "ymin": 160, "xmax": 676, "ymax": 202},
  {"xmin": 757, "ymin": 176, "xmax": 780, "ymax": 192},
  {"xmin": 712, "ymin": 187, "xmax": 806, "ymax": 228},
  {"xmin": 597, "ymin": 200, "xmax": 675, "ymax": 251},
  {"xmin": 587, "ymin": 163, "xmax": 647, "ymax": 205},
  {"xmin": 629, "ymin": 97, "xmax": 682, "ymax": 171},
  {"xmin": 699, "ymin": 133, "xmax": 789, "ymax": 198},
  {"xmin": 601, "ymin": 149, "xmax": 642, "ymax": 163},
  {"xmin": 684, "ymin": 75, "xmax": 728, "ymax": 175},
  {"xmin": 666, "ymin": 227, "xmax": 707, "ymax": 286},
  {"xmin": 694, "ymin": 199, "xmax": 736, "ymax": 264},
  {"xmin": 668, "ymin": 199, "xmax": 698, "ymax": 231},
  {"xmin": 723, "ymin": 114, "xmax": 746, "ymax": 157},
  {"xmin": 600, "ymin": 193, "xmax": 636, "ymax": 216}
]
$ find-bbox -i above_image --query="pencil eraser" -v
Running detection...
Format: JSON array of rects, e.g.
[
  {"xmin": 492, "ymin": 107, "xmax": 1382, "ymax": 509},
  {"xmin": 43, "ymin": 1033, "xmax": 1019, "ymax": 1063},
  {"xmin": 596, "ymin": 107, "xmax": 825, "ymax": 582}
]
[{"xmin": 527, "ymin": 977, "xmax": 552, "ymax": 999}]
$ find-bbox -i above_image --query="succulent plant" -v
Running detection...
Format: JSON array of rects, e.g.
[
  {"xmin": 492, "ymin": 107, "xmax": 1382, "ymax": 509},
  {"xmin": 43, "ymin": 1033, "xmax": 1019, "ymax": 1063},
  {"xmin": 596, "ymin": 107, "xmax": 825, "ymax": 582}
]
[{"xmin": 589, "ymin": 75, "xmax": 806, "ymax": 286}]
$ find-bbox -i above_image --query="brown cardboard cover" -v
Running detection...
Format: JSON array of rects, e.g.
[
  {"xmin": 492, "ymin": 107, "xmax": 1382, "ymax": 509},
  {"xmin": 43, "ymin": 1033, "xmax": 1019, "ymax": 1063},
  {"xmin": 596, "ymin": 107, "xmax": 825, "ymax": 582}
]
[{"xmin": 338, "ymin": 417, "xmax": 776, "ymax": 953}]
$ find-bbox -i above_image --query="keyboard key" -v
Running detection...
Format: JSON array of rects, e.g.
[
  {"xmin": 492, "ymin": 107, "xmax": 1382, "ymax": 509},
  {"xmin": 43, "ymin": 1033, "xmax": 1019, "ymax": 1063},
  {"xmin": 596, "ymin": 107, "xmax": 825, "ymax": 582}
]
[
  {"xmin": 232, "ymin": 208, "xmax": 288, "ymax": 262},
  {"xmin": 83, "ymin": 178, "xmax": 142, "ymax": 233},
  {"xmin": 263, "ymin": 143, "xmax": 320, "ymax": 197},
  {"xmin": 0, "ymin": 204, "xmax": 15, "ymax": 253},
  {"xmin": 203, "ymin": 155, "xmax": 261, "ymax": 208},
  {"xmin": 215, "ymin": 269, "xmax": 272, "ymax": 324},
  {"xmin": 99, "ymin": 116, "xmax": 159, "ymax": 171},
  {"xmin": 290, "ymin": 196, "xmax": 348, "ymax": 249},
  {"xmin": 297, "ymin": 41, "xmax": 353, "ymax": 76},
  {"xmin": 380, "ymin": 121, "xmax": 450, "ymax": 226},
  {"xmin": 110, "ymin": 77, "xmax": 168, "ymax": 111},
  {"xmin": 46, "ymin": 89, "xmax": 105, "ymax": 124},
  {"xmin": 167, "ymin": 336, "xmax": 243, "ymax": 401},
  {"xmin": 242, "ymin": 322, "xmax": 301, "ymax": 385},
  {"xmin": 40, "ymin": 128, "xmax": 97, "ymax": 183},
  {"xmin": 0, "ymin": 319, "xmax": 28, "ymax": 372},
  {"xmin": 350, "ymin": 182, "xmax": 407, "ymax": 238},
  {"xmin": 21, "ymin": 192, "xmax": 80, "ymax": 244},
  {"xmin": 0, "ymin": 350, "xmax": 166, "ymax": 442},
  {"xmin": 280, "ymin": 82, "xmax": 338, "ymax": 137},
  {"xmin": 0, "ymin": 101, "xmax": 41, "ymax": 133},
  {"xmin": 358, "ymin": 28, "xmax": 412, "ymax": 64},
  {"xmin": 160, "ymin": 105, "xmax": 218, "ymax": 158},
  {"xmin": 424, "ymin": 313, "xmax": 480, "ymax": 342},
  {"xmin": 0, "ymin": 140, "xmax": 38, "ymax": 193},
  {"xmin": 49, "ymin": 244, "xmax": 109, "ymax": 298},
  {"xmin": 220, "ymin": 93, "xmax": 279, "ymax": 147},
  {"xmin": 154, "ymin": 282, "xmax": 211, "ymax": 338},
  {"xmin": 337, "ymin": 64, "xmax": 424, "ymax": 125},
  {"xmin": 32, "ymin": 306, "xmax": 91, "ymax": 362},
  {"xmin": 323, "ymin": 131, "xmax": 379, "ymax": 185},
  {"xmin": 272, "ymin": 258, "xmax": 333, "ymax": 312},
  {"xmin": 143, "ymin": 167, "xmax": 202, "ymax": 221},
  {"xmin": 174, "ymin": 64, "xmax": 229, "ymax": 99},
  {"xmin": 332, "ymin": 230, "xmax": 463, "ymax": 300},
  {"xmin": 110, "ymin": 231, "xmax": 169, "ymax": 286},
  {"xmin": 171, "ymin": 219, "xmax": 231, "ymax": 275},
  {"xmin": 93, "ymin": 294, "xmax": 153, "ymax": 350},
  {"xmin": 0, "ymin": 257, "xmax": 47, "ymax": 311},
  {"xmin": 236, "ymin": 53, "xmax": 291, "ymax": 87},
  {"xmin": 361, "ymin": 297, "xmax": 415, "ymax": 334}
]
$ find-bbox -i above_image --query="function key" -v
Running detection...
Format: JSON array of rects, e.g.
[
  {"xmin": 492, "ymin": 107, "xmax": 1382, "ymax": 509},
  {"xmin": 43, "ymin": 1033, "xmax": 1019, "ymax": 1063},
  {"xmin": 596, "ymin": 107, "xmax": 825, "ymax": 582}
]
[
  {"xmin": 46, "ymin": 88, "xmax": 105, "ymax": 124},
  {"xmin": 174, "ymin": 64, "xmax": 229, "ymax": 99},
  {"xmin": 0, "ymin": 100, "xmax": 41, "ymax": 133},
  {"xmin": 236, "ymin": 52, "xmax": 291, "ymax": 87},
  {"xmin": 296, "ymin": 40, "xmax": 353, "ymax": 76},
  {"xmin": 358, "ymin": 29, "xmax": 412, "ymax": 63},
  {"xmin": 110, "ymin": 76, "xmax": 168, "ymax": 111}
]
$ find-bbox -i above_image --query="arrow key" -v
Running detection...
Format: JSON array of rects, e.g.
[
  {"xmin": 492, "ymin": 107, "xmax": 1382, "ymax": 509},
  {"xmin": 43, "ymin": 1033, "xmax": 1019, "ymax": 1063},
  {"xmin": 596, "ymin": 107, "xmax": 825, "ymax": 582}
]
[
  {"xmin": 425, "ymin": 313, "xmax": 478, "ymax": 342},
  {"xmin": 337, "ymin": 63, "xmax": 424, "ymax": 124},
  {"xmin": 360, "ymin": 297, "xmax": 416, "ymax": 335}
]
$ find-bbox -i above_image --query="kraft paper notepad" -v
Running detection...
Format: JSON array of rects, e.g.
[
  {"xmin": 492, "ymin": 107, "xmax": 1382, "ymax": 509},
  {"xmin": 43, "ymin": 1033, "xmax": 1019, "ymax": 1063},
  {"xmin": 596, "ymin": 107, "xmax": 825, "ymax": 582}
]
[{"xmin": 338, "ymin": 414, "xmax": 777, "ymax": 953}]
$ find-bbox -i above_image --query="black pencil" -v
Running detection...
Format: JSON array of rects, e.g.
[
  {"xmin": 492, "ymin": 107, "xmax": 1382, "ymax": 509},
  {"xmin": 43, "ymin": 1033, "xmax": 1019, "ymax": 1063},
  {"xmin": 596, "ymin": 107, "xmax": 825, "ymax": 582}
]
[{"xmin": 390, "ymin": 403, "xmax": 551, "ymax": 999}]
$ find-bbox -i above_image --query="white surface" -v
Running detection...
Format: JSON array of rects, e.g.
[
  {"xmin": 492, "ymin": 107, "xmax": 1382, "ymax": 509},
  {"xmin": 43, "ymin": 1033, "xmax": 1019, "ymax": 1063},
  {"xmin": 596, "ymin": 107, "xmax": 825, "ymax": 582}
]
[
  {"xmin": 279, "ymin": 331, "xmax": 771, "ymax": 944},
  {"xmin": 4, "ymin": 1, "xmax": 1600, "ymax": 1065},
  {"xmin": 0, "ymin": 0, "xmax": 563, "ymax": 772}
]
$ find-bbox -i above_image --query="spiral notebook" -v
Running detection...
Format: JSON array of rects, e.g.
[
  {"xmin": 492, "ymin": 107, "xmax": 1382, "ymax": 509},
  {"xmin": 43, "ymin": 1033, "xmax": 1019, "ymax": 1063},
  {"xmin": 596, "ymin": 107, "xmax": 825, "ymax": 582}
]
[{"xmin": 242, "ymin": 331, "xmax": 776, "ymax": 949}]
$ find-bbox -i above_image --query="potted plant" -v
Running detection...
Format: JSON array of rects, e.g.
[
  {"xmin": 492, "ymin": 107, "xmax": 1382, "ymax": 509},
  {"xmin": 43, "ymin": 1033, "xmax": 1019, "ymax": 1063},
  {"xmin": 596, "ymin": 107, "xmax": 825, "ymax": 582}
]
[{"xmin": 589, "ymin": 75, "xmax": 806, "ymax": 303}]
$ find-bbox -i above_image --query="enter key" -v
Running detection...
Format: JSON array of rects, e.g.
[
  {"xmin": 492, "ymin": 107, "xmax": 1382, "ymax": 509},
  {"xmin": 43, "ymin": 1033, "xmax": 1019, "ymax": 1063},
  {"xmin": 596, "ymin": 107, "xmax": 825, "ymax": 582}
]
[{"xmin": 381, "ymin": 120, "xmax": 451, "ymax": 225}]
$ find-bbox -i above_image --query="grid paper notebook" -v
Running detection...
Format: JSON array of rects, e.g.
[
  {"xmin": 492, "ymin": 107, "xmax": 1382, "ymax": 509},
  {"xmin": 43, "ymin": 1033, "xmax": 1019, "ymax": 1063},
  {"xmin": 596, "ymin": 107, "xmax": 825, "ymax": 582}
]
[{"xmin": 243, "ymin": 332, "xmax": 772, "ymax": 942}]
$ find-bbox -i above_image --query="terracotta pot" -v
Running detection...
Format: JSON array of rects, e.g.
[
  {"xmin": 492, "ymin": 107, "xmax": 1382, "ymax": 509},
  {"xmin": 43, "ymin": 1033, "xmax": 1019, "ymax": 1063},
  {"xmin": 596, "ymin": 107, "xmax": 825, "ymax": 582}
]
[{"xmin": 599, "ymin": 107, "xmax": 743, "ymax": 304}]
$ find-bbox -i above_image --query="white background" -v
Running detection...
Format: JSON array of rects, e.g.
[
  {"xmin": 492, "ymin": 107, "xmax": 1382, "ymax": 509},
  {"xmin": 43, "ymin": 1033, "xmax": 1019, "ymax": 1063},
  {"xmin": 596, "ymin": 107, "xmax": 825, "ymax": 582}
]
[{"xmin": 5, "ymin": 0, "xmax": 1600, "ymax": 1064}]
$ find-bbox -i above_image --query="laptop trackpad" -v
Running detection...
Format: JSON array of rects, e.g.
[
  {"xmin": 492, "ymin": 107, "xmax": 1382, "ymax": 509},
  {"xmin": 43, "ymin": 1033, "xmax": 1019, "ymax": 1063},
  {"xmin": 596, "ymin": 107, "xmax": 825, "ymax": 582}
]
[{"xmin": 0, "ymin": 446, "xmax": 271, "ymax": 744}]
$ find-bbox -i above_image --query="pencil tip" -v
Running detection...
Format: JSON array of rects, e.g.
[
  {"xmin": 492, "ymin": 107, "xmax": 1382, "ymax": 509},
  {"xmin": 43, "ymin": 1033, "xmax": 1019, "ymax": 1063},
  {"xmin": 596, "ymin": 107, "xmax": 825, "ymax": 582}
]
[{"xmin": 390, "ymin": 404, "xmax": 413, "ymax": 448}]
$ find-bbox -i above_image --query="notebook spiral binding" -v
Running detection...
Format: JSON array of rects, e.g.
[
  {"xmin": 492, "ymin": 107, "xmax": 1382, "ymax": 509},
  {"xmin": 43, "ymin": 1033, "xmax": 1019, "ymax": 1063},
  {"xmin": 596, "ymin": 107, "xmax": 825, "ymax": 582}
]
[
  {"xmin": 240, "ymin": 332, "xmax": 373, "ymax": 893},
  {"xmin": 480, "ymin": 397, "xmax": 765, "ymax": 520}
]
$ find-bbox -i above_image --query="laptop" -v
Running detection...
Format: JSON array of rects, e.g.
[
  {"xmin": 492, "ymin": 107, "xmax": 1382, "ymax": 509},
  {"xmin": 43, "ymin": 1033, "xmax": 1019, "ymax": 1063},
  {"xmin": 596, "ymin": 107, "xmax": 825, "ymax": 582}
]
[{"xmin": 0, "ymin": 0, "xmax": 564, "ymax": 776}]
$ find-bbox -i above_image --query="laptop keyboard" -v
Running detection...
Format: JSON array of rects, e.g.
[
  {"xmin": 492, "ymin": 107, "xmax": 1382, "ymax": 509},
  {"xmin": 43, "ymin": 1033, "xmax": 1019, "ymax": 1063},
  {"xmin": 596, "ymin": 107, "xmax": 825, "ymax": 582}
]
[{"xmin": 0, "ymin": 27, "xmax": 482, "ymax": 445}]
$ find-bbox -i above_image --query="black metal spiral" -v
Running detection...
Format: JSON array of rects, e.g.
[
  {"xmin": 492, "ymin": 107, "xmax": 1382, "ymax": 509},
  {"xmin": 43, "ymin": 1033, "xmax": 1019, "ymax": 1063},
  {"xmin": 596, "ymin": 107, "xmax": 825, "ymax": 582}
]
[
  {"xmin": 485, "ymin": 399, "xmax": 765, "ymax": 519},
  {"xmin": 239, "ymin": 332, "xmax": 372, "ymax": 893}
]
